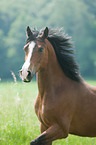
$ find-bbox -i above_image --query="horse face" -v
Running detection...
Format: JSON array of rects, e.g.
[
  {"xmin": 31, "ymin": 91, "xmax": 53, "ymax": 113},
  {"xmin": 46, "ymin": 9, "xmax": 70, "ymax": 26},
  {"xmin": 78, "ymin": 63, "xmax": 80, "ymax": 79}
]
[{"xmin": 20, "ymin": 26, "xmax": 48, "ymax": 82}]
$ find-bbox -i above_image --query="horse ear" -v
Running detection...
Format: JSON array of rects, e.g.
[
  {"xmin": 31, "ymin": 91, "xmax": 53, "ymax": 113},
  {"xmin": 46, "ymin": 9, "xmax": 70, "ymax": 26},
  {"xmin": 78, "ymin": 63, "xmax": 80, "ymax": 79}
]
[
  {"xmin": 26, "ymin": 26, "xmax": 33, "ymax": 37},
  {"xmin": 42, "ymin": 27, "xmax": 49, "ymax": 39}
]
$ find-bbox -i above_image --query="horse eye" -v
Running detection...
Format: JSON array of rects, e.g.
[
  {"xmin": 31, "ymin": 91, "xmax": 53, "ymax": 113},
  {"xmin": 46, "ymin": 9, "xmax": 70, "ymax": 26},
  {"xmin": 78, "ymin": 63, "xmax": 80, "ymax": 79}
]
[{"xmin": 38, "ymin": 47, "xmax": 44, "ymax": 53}]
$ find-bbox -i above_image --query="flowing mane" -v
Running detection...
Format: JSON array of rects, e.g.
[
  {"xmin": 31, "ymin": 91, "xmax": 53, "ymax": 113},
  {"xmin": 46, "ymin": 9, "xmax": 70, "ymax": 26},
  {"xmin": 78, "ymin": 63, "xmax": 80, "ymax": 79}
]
[
  {"xmin": 47, "ymin": 28, "xmax": 81, "ymax": 82},
  {"xmin": 26, "ymin": 28, "xmax": 81, "ymax": 82}
]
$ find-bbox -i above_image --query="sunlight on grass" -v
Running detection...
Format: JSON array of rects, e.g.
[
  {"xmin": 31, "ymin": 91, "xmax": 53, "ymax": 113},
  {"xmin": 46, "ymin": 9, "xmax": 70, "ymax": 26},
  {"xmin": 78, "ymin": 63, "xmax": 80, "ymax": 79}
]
[{"xmin": 0, "ymin": 80, "xmax": 96, "ymax": 145}]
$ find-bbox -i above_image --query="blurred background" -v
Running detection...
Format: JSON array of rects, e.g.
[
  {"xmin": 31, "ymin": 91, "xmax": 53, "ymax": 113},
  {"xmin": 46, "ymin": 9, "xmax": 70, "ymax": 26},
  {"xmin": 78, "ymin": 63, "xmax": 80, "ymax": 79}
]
[{"xmin": 0, "ymin": 0, "xmax": 96, "ymax": 81}]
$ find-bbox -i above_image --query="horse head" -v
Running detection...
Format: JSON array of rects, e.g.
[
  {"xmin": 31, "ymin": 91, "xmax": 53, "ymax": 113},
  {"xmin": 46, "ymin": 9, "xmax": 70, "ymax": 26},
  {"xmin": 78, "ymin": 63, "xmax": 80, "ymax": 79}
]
[{"xmin": 20, "ymin": 26, "xmax": 49, "ymax": 82}]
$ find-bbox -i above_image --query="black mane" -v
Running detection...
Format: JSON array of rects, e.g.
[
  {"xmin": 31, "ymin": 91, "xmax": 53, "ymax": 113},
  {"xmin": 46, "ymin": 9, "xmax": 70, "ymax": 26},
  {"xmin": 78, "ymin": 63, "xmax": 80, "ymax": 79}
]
[
  {"xmin": 47, "ymin": 28, "xmax": 81, "ymax": 82},
  {"xmin": 26, "ymin": 27, "xmax": 81, "ymax": 82}
]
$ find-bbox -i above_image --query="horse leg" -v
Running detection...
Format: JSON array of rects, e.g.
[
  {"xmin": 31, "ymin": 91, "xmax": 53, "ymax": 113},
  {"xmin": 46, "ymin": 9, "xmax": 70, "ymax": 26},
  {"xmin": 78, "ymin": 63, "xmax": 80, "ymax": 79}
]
[
  {"xmin": 40, "ymin": 123, "xmax": 52, "ymax": 145},
  {"xmin": 30, "ymin": 123, "xmax": 68, "ymax": 145}
]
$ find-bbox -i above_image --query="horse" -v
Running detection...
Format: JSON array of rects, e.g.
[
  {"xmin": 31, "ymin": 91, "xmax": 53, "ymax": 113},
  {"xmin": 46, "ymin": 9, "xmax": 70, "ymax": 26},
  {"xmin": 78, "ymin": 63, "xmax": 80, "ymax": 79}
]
[{"xmin": 20, "ymin": 26, "xmax": 96, "ymax": 145}]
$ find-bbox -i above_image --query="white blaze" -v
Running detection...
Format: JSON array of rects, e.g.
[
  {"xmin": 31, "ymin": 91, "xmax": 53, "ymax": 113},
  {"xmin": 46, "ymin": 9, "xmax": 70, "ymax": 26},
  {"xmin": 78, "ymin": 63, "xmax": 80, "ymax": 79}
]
[{"xmin": 22, "ymin": 41, "xmax": 36, "ymax": 79}]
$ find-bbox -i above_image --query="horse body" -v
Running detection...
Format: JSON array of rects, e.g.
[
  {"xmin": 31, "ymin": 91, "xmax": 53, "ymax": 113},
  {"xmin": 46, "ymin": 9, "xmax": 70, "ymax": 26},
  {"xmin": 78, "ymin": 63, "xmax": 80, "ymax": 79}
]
[
  {"xmin": 69, "ymin": 82, "xmax": 96, "ymax": 137},
  {"xmin": 36, "ymin": 39, "xmax": 96, "ymax": 138},
  {"xmin": 37, "ymin": 71, "xmax": 96, "ymax": 138},
  {"xmin": 20, "ymin": 26, "xmax": 96, "ymax": 145}
]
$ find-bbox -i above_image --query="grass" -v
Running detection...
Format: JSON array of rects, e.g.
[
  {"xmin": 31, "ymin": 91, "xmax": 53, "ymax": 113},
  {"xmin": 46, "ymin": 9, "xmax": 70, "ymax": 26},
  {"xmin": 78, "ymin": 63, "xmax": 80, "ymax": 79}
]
[{"xmin": 0, "ymin": 80, "xmax": 96, "ymax": 145}]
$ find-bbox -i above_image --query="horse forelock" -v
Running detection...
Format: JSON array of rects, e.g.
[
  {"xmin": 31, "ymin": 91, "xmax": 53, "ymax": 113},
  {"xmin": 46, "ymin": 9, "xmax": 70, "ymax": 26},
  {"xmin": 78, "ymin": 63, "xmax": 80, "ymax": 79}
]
[{"xmin": 26, "ymin": 28, "xmax": 39, "ymax": 44}]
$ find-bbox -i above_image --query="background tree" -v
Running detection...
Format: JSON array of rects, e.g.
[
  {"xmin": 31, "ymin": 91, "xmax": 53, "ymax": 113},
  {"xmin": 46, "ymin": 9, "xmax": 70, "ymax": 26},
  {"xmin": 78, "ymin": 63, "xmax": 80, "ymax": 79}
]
[{"xmin": 0, "ymin": 0, "xmax": 96, "ymax": 80}]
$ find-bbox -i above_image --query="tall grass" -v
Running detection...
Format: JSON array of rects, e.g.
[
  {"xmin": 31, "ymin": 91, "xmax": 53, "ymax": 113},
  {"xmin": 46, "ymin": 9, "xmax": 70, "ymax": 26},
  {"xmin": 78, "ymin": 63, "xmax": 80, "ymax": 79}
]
[
  {"xmin": 0, "ymin": 82, "xmax": 39, "ymax": 145},
  {"xmin": 0, "ymin": 81, "xmax": 96, "ymax": 145}
]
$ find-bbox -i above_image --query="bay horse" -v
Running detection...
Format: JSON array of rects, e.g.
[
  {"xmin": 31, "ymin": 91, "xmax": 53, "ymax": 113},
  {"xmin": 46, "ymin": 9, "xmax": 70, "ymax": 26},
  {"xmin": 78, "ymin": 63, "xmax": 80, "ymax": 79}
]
[{"xmin": 20, "ymin": 26, "xmax": 96, "ymax": 145}]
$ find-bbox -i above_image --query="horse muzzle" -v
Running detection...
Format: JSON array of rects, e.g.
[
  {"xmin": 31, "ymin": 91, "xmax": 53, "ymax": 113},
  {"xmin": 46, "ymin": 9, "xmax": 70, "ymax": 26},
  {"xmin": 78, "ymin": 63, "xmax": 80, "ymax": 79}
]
[{"xmin": 20, "ymin": 69, "xmax": 35, "ymax": 83}]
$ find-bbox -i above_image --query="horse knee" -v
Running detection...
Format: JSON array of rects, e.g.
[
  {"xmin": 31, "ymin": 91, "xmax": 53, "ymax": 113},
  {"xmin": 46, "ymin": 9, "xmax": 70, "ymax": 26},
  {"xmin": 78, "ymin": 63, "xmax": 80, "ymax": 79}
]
[
  {"xmin": 30, "ymin": 124, "xmax": 68, "ymax": 145},
  {"xmin": 58, "ymin": 128, "xmax": 68, "ymax": 139},
  {"xmin": 62, "ymin": 126, "xmax": 69, "ymax": 138},
  {"xmin": 63, "ymin": 132, "xmax": 68, "ymax": 138}
]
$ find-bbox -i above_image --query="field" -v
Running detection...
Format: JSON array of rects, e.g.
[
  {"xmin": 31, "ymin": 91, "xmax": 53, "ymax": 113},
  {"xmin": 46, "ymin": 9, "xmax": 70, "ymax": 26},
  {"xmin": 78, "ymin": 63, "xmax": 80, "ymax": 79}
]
[{"xmin": 0, "ymin": 80, "xmax": 96, "ymax": 145}]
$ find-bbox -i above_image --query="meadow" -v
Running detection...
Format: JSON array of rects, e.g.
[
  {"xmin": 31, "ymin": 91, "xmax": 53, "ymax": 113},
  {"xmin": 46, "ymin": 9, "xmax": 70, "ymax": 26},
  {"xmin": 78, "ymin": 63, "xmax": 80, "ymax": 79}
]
[{"xmin": 0, "ymin": 80, "xmax": 96, "ymax": 145}]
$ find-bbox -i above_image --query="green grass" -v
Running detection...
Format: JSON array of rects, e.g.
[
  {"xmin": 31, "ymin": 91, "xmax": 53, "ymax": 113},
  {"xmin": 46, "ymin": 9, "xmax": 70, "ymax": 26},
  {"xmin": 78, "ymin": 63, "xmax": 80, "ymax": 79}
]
[{"xmin": 0, "ymin": 80, "xmax": 96, "ymax": 145}]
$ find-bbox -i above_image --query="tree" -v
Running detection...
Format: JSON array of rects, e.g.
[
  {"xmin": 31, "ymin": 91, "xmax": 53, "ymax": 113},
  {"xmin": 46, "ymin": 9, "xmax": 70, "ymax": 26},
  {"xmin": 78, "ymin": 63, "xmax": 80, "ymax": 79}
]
[{"xmin": 0, "ymin": 0, "xmax": 96, "ymax": 80}]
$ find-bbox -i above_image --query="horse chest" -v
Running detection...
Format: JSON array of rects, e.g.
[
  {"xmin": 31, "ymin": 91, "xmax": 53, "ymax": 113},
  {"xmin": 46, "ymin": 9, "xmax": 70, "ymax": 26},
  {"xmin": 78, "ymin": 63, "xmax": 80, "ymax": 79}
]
[{"xmin": 35, "ymin": 97, "xmax": 51, "ymax": 127}]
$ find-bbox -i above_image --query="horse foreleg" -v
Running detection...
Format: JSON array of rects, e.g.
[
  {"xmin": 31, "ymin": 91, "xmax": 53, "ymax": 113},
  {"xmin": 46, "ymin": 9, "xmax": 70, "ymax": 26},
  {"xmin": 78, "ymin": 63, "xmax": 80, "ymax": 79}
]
[
  {"xmin": 40, "ymin": 123, "xmax": 52, "ymax": 145},
  {"xmin": 30, "ymin": 123, "xmax": 67, "ymax": 145}
]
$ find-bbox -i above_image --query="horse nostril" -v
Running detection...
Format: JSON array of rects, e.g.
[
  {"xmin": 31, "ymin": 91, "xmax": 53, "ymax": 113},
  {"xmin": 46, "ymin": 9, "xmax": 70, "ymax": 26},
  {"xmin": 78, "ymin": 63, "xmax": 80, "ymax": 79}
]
[{"xmin": 27, "ymin": 71, "xmax": 31, "ymax": 77}]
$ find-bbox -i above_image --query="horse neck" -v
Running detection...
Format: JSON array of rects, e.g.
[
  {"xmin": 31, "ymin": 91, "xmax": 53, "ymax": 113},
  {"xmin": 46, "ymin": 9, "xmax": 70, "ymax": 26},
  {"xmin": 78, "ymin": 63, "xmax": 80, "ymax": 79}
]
[{"xmin": 37, "ymin": 39, "xmax": 69, "ymax": 95}]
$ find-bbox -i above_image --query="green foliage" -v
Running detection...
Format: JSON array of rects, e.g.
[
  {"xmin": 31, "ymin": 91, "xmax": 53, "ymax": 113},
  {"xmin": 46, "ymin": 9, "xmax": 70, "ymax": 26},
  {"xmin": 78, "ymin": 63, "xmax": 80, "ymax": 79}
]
[
  {"xmin": 0, "ymin": 0, "xmax": 96, "ymax": 79},
  {"xmin": 0, "ymin": 81, "xmax": 96, "ymax": 144},
  {"xmin": 0, "ymin": 82, "xmax": 39, "ymax": 145}
]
